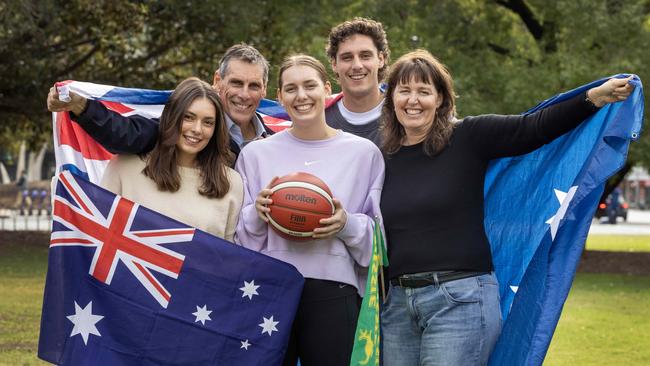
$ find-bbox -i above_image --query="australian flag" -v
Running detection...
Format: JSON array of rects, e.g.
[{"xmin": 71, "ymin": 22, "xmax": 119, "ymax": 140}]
[
  {"xmin": 487, "ymin": 75, "xmax": 644, "ymax": 365},
  {"xmin": 38, "ymin": 170, "xmax": 304, "ymax": 365}
]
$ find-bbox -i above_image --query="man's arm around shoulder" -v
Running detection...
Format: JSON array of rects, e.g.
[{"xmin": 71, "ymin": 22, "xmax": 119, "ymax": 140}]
[{"xmin": 47, "ymin": 85, "xmax": 159, "ymax": 154}]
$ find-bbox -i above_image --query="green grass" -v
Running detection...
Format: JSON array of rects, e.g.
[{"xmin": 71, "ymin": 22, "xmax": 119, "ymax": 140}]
[
  {"xmin": 586, "ymin": 235, "xmax": 650, "ymax": 252},
  {"xmin": 1, "ymin": 239, "xmax": 649, "ymax": 365},
  {"xmin": 0, "ymin": 241, "xmax": 48, "ymax": 366},
  {"xmin": 546, "ymin": 273, "xmax": 650, "ymax": 365}
]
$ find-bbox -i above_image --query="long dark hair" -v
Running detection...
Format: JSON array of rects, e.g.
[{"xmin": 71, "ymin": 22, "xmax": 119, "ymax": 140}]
[
  {"xmin": 143, "ymin": 77, "xmax": 234, "ymax": 198},
  {"xmin": 382, "ymin": 49, "xmax": 456, "ymax": 156}
]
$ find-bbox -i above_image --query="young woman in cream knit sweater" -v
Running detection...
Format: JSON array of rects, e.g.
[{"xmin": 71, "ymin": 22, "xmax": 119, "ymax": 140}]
[{"xmin": 101, "ymin": 77, "xmax": 243, "ymax": 240}]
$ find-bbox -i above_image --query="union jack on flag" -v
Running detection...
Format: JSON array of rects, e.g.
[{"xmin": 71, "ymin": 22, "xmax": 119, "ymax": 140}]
[
  {"xmin": 39, "ymin": 170, "xmax": 304, "ymax": 365},
  {"xmin": 52, "ymin": 170, "xmax": 195, "ymax": 308}
]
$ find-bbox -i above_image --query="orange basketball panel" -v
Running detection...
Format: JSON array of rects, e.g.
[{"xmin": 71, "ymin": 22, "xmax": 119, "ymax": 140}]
[{"xmin": 271, "ymin": 187, "xmax": 333, "ymax": 215}]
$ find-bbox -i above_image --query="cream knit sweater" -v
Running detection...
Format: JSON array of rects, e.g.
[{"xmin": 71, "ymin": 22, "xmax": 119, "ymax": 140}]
[{"xmin": 101, "ymin": 155, "xmax": 243, "ymax": 241}]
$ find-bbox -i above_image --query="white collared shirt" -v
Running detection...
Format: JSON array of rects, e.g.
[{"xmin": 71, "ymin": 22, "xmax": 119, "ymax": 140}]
[{"xmin": 226, "ymin": 113, "xmax": 267, "ymax": 148}]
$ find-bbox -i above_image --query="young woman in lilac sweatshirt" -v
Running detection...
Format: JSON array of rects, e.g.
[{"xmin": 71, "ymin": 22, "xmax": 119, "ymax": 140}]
[{"xmin": 235, "ymin": 55, "xmax": 385, "ymax": 366}]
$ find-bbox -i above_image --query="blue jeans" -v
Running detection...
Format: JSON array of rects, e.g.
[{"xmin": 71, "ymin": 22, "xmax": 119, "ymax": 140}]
[{"xmin": 381, "ymin": 272, "xmax": 502, "ymax": 366}]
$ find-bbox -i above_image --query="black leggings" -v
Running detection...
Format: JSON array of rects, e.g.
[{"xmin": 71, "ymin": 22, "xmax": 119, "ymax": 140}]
[{"xmin": 282, "ymin": 279, "xmax": 361, "ymax": 366}]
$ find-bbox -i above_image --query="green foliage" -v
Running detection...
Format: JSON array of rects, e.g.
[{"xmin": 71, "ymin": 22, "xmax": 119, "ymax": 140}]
[
  {"xmin": 325, "ymin": 0, "xmax": 650, "ymax": 164},
  {"xmin": 0, "ymin": 0, "xmax": 648, "ymax": 164}
]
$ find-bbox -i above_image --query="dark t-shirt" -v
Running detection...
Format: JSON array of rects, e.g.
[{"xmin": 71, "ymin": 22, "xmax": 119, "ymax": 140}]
[{"xmin": 325, "ymin": 103, "xmax": 382, "ymax": 147}]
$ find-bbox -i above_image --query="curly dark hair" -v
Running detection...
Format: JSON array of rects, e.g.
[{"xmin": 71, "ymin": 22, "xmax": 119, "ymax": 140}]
[
  {"xmin": 144, "ymin": 77, "xmax": 234, "ymax": 198},
  {"xmin": 382, "ymin": 50, "xmax": 457, "ymax": 156},
  {"xmin": 326, "ymin": 17, "xmax": 390, "ymax": 81}
]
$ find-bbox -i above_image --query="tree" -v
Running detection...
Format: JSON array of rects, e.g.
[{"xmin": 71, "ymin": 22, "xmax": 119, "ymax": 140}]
[
  {"xmin": 354, "ymin": 0, "xmax": 649, "ymax": 171},
  {"xmin": 1, "ymin": 0, "xmax": 647, "ymax": 172},
  {"xmin": 0, "ymin": 0, "xmax": 304, "ymax": 148}
]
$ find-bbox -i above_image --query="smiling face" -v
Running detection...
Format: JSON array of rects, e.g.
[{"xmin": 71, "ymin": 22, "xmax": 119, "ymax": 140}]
[
  {"xmin": 175, "ymin": 97, "xmax": 217, "ymax": 166},
  {"xmin": 331, "ymin": 34, "xmax": 384, "ymax": 99},
  {"xmin": 213, "ymin": 59, "xmax": 266, "ymax": 127},
  {"xmin": 278, "ymin": 64, "xmax": 331, "ymax": 127},
  {"xmin": 392, "ymin": 78, "xmax": 442, "ymax": 144}
]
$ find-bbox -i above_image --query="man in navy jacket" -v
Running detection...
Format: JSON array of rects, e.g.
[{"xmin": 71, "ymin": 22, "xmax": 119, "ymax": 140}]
[{"xmin": 47, "ymin": 43, "xmax": 273, "ymax": 158}]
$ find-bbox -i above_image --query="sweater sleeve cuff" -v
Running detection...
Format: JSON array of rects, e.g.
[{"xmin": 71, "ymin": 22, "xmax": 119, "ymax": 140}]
[
  {"xmin": 242, "ymin": 204, "xmax": 268, "ymax": 236},
  {"xmin": 336, "ymin": 212, "xmax": 366, "ymax": 246}
]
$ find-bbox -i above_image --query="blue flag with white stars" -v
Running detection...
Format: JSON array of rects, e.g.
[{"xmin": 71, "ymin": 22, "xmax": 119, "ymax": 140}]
[
  {"xmin": 38, "ymin": 170, "xmax": 304, "ymax": 365},
  {"xmin": 486, "ymin": 74, "xmax": 644, "ymax": 365}
]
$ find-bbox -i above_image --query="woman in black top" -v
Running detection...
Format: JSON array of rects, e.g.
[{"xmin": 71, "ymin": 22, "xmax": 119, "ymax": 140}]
[{"xmin": 379, "ymin": 49, "xmax": 633, "ymax": 366}]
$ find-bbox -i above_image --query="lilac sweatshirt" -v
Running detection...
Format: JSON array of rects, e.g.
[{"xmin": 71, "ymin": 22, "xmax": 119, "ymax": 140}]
[{"xmin": 235, "ymin": 130, "xmax": 385, "ymax": 293}]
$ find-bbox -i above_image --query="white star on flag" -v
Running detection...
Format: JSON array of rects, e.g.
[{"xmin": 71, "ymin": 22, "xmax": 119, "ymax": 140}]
[
  {"xmin": 192, "ymin": 305, "xmax": 212, "ymax": 325},
  {"xmin": 508, "ymin": 285, "xmax": 520, "ymax": 313},
  {"xmin": 545, "ymin": 186, "xmax": 578, "ymax": 240},
  {"xmin": 66, "ymin": 300, "xmax": 104, "ymax": 345},
  {"xmin": 259, "ymin": 316, "xmax": 279, "ymax": 336},
  {"xmin": 239, "ymin": 280, "xmax": 260, "ymax": 300},
  {"xmin": 240, "ymin": 339, "xmax": 251, "ymax": 350}
]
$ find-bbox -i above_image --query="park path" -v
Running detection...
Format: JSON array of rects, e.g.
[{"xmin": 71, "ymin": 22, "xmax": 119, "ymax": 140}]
[
  {"xmin": 3, "ymin": 210, "xmax": 650, "ymax": 234},
  {"xmin": 590, "ymin": 209, "xmax": 650, "ymax": 235}
]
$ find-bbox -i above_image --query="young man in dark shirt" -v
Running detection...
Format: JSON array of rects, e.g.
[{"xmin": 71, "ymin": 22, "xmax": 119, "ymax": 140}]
[{"xmin": 325, "ymin": 17, "xmax": 390, "ymax": 146}]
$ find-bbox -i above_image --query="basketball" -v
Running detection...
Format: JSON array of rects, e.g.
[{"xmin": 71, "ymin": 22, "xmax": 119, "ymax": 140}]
[{"xmin": 266, "ymin": 172, "xmax": 335, "ymax": 240}]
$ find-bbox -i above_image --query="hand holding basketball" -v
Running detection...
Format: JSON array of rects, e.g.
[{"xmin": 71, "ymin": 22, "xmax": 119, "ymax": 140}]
[
  {"xmin": 255, "ymin": 177, "xmax": 278, "ymax": 222},
  {"xmin": 313, "ymin": 198, "xmax": 347, "ymax": 239},
  {"xmin": 265, "ymin": 172, "xmax": 335, "ymax": 240}
]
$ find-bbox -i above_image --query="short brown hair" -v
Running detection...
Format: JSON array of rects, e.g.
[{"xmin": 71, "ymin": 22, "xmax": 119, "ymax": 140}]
[
  {"xmin": 382, "ymin": 50, "xmax": 456, "ymax": 156},
  {"xmin": 144, "ymin": 77, "xmax": 234, "ymax": 198},
  {"xmin": 277, "ymin": 54, "xmax": 329, "ymax": 91},
  {"xmin": 326, "ymin": 17, "xmax": 390, "ymax": 81}
]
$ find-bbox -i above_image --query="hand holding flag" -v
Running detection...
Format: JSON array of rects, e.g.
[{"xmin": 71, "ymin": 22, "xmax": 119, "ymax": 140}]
[
  {"xmin": 586, "ymin": 76, "xmax": 635, "ymax": 107},
  {"xmin": 48, "ymin": 83, "xmax": 88, "ymax": 115}
]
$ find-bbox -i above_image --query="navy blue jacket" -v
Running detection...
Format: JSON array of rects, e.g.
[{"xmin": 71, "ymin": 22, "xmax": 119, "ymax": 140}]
[{"xmin": 72, "ymin": 100, "xmax": 275, "ymax": 158}]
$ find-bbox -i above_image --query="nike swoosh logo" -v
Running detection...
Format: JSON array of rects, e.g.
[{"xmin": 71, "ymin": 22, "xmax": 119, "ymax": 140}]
[
  {"xmin": 304, "ymin": 160, "xmax": 320, "ymax": 166},
  {"xmin": 338, "ymin": 284, "xmax": 347, "ymax": 289}
]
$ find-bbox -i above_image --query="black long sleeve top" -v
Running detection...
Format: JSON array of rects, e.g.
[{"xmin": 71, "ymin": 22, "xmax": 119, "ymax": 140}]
[{"xmin": 380, "ymin": 92, "xmax": 599, "ymax": 280}]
